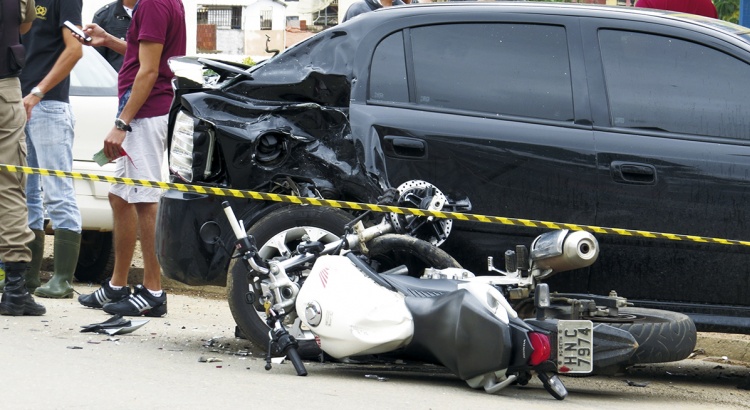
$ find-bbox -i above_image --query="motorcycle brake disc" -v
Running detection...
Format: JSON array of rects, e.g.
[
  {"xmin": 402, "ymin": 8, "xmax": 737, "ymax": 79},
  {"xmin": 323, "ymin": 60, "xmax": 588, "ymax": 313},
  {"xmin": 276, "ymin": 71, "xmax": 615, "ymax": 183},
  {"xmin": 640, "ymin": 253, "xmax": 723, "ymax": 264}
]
[{"xmin": 389, "ymin": 180, "xmax": 452, "ymax": 246}]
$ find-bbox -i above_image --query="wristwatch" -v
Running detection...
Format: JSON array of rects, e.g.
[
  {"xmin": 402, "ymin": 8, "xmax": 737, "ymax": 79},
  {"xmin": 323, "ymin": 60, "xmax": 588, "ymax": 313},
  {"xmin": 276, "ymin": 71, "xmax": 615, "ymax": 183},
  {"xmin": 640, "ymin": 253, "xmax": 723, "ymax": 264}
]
[
  {"xmin": 114, "ymin": 118, "xmax": 132, "ymax": 132},
  {"xmin": 30, "ymin": 86, "xmax": 45, "ymax": 99}
]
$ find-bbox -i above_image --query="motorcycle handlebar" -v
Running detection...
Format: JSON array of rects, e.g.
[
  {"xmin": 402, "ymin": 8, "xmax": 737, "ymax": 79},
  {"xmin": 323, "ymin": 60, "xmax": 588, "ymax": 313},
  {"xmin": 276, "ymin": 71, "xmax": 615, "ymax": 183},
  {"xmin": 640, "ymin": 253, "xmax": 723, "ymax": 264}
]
[
  {"xmin": 222, "ymin": 201, "xmax": 247, "ymax": 240},
  {"xmin": 285, "ymin": 346, "xmax": 308, "ymax": 376}
]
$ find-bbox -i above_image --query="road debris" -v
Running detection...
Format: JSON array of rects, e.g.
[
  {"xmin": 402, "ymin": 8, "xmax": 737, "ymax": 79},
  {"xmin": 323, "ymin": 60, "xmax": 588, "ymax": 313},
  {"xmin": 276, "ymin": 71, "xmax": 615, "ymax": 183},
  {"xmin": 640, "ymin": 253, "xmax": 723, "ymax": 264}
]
[
  {"xmin": 80, "ymin": 314, "xmax": 149, "ymax": 335},
  {"xmin": 365, "ymin": 374, "xmax": 389, "ymax": 382},
  {"xmin": 623, "ymin": 380, "xmax": 649, "ymax": 387}
]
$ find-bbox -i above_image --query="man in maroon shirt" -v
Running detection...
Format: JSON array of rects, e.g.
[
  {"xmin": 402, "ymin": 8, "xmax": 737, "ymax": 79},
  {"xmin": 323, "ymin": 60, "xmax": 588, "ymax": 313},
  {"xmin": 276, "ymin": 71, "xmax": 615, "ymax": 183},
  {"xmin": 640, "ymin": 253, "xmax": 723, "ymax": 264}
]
[
  {"xmin": 635, "ymin": 0, "xmax": 718, "ymax": 18},
  {"xmin": 73, "ymin": 0, "xmax": 186, "ymax": 317}
]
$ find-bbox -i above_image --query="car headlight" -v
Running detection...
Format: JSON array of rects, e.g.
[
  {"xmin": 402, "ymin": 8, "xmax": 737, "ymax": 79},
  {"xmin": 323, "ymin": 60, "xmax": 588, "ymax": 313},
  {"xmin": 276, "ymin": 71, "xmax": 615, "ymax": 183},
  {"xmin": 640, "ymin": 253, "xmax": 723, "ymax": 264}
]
[{"xmin": 169, "ymin": 110, "xmax": 215, "ymax": 183}]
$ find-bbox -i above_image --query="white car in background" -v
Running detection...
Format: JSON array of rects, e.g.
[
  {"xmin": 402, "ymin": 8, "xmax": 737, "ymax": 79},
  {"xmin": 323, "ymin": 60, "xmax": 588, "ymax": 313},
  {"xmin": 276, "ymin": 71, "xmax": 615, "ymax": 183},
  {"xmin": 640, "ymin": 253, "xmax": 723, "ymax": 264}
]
[{"xmin": 68, "ymin": 46, "xmax": 118, "ymax": 282}]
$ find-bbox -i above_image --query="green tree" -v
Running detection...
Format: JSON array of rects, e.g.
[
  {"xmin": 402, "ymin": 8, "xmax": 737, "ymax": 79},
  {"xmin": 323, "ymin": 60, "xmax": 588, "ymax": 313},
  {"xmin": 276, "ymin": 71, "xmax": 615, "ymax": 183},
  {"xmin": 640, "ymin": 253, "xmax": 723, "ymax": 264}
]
[{"xmin": 714, "ymin": 0, "xmax": 739, "ymax": 23}]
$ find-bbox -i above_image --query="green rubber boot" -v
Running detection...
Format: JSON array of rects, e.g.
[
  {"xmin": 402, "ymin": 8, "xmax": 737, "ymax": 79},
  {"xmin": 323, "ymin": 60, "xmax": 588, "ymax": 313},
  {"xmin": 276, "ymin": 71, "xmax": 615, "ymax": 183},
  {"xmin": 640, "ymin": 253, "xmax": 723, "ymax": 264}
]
[
  {"xmin": 34, "ymin": 229, "xmax": 80, "ymax": 299},
  {"xmin": 0, "ymin": 230, "xmax": 45, "ymax": 293}
]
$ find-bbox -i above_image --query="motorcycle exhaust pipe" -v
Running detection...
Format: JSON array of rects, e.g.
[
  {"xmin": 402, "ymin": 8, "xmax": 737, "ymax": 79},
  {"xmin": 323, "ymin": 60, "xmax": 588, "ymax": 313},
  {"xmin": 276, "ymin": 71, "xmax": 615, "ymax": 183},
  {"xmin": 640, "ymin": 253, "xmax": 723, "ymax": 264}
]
[{"xmin": 530, "ymin": 230, "xmax": 599, "ymax": 273}]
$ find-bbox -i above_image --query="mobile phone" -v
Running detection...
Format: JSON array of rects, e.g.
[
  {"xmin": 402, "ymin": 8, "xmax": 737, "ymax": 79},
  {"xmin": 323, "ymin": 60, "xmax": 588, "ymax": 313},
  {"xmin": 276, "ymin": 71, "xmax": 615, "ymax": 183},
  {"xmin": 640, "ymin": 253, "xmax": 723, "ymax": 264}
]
[{"xmin": 63, "ymin": 20, "xmax": 92, "ymax": 42}]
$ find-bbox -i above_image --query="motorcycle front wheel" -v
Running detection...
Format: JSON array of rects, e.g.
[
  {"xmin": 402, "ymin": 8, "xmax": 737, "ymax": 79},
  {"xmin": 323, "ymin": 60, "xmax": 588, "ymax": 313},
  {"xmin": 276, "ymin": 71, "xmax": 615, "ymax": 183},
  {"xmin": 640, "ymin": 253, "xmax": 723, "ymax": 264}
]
[{"xmin": 226, "ymin": 206, "xmax": 352, "ymax": 356}]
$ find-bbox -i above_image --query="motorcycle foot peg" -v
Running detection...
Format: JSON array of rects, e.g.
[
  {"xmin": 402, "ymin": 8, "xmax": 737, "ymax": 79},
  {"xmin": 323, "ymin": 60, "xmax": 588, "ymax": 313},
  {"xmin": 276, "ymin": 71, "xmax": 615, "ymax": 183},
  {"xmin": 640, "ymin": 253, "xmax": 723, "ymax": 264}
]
[{"xmin": 538, "ymin": 372, "xmax": 568, "ymax": 400}]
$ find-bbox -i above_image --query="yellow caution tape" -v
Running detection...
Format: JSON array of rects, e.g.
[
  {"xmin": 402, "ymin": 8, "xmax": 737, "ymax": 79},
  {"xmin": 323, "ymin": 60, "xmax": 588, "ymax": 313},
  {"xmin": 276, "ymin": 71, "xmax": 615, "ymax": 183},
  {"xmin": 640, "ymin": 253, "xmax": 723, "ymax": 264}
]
[{"xmin": 2, "ymin": 163, "xmax": 750, "ymax": 247}]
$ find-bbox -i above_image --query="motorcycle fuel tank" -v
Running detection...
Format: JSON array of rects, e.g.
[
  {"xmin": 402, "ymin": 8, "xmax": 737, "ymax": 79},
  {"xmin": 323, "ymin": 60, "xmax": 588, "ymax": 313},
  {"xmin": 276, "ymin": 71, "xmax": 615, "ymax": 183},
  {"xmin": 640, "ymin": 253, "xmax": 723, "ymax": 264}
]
[{"xmin": 296, "ymin": 255, "xmax": 414, "ymax": 358}]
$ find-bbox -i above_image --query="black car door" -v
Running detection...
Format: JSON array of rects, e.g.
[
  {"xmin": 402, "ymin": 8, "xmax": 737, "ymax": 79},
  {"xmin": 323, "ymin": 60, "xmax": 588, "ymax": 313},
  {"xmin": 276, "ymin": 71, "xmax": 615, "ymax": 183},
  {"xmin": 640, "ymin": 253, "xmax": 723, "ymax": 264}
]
[
  {"xmin": 349, "ymin": 15, "xmax": 597, "ymax": 274},
  {"xmin": 581, "ymin": 18, "xmax": 750, "ymax": 309}
]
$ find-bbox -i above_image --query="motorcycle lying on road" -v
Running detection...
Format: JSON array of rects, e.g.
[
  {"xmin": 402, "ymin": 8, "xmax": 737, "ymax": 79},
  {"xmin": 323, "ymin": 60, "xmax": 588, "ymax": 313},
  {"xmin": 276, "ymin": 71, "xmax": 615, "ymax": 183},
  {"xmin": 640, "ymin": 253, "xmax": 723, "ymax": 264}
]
[{"xmin": 217, "ymin": 191, "xmax": 695, "ymax": 399}]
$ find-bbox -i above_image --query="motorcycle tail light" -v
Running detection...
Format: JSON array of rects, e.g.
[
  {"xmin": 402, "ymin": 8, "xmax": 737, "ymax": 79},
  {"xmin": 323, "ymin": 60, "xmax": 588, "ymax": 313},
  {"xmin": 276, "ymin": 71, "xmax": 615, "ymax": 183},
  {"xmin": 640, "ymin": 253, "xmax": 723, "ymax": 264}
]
[{"xmin": 528, "ymin": 332, "xmax": 551, "ymax": 366}]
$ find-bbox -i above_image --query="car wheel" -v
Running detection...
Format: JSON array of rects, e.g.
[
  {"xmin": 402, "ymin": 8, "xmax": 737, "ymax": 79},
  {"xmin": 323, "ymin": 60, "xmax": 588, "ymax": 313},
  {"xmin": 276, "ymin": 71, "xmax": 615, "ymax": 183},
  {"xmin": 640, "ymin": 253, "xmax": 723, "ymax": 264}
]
[
  {"xmin": 227, "ymin": 206, "xmax": 352, "ymax": 356},
  {"xmin": 74, "ymin": 231, "xmax": 115, "ymax": 283},
  {"xmin": 604, "ymin": 307, "xmax": 697, "ymax": 365},
  {"xmin": 366, "ymin": 234, "xmax": 462, "ymax": 275}
]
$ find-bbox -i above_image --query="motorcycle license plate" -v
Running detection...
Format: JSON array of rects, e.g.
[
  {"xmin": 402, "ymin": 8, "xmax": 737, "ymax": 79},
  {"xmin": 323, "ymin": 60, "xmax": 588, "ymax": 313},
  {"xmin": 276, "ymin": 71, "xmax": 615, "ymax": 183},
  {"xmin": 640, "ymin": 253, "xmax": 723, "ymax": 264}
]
[{"xmin": 556, "ymin": 320, "xmax": 593, "ymax": 374}]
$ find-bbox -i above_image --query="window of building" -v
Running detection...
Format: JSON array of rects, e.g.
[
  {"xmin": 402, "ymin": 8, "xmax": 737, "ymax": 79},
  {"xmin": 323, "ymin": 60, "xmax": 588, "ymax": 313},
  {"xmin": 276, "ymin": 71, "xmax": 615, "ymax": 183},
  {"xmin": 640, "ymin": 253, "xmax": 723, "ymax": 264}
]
[
  {"xmin": 599, "ymin": 30, "xmax": 750, "ymax": 139},
  {"xmin": 261, "ymin": 9, "xmax": 273, "ymax": 30},
  {"xmin": 197, "ymin": 6, "xmax": 242, "ymax": 30}
]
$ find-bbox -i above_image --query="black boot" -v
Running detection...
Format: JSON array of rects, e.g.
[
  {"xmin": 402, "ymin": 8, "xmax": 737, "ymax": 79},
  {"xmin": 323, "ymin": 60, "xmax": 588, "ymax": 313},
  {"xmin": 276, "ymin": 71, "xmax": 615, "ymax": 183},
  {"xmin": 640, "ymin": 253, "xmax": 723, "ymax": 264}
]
[{"xmin": 0, "ymin": 262, "xmax": 46, "ymax": 316}]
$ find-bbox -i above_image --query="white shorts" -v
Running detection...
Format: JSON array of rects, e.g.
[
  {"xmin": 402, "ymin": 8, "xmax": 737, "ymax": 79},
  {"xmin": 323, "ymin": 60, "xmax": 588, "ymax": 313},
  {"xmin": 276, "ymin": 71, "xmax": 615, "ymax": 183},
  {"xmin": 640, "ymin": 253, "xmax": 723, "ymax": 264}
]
[{"xmin": 110, "ymin": 114, "xmax": 168, "ymax": 203}]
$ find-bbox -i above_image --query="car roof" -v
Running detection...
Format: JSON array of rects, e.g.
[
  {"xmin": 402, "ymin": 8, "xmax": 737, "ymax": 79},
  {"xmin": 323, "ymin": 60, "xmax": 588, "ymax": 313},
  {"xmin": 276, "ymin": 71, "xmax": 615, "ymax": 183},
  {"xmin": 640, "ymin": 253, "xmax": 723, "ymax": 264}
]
[
  {"xmin": 237, "ymin": 1, "xmax": 750, "ymax": 105},
  {"xmin": 345, "ymin": 2, "xmax": 750, "ymax": 44}
]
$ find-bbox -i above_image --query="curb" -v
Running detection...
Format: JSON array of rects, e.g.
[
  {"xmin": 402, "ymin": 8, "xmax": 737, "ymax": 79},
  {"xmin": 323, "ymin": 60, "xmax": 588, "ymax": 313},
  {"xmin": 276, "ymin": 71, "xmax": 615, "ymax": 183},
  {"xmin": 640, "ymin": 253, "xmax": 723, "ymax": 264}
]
[{"xmin": 695, "ymin": 332, "xmax": 750, "ymax": 364}]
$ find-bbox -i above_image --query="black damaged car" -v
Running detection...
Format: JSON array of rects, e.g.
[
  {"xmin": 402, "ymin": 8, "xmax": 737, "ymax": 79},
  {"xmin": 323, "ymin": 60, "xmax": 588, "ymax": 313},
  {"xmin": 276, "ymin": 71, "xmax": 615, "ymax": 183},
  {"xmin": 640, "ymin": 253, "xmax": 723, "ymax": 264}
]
[{"xmin": 156, "ymin": 3, "xmax": 750, "ymax": 345}]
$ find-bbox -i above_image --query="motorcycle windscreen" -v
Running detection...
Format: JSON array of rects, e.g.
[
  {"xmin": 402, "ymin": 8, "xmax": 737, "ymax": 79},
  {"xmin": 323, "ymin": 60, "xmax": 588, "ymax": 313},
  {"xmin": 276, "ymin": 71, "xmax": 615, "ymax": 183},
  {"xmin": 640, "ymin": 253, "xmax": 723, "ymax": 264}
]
[{"xmin": 403, "ymin": 289, "xmax": 513, "ymax": 380}]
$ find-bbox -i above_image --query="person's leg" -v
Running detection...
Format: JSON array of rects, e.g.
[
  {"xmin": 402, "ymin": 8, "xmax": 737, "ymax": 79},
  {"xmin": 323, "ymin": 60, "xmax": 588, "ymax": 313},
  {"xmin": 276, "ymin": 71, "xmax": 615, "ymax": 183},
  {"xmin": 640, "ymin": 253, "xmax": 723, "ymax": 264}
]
[
  {"xmin": 0, "ymin": 78, "xmax": 44, "ymax": 315},
  {"xmin": 24, "ymin": 116, "xmax": 44, "ymax": 233},
  {"xmin": 77, "ymin": 192, "xmax": 136, "ymax": 308},
  {"xmin": 79, "ymin": 115, "xmax": 167, "ymax": 313},
  {"xmin": 0, "ymin": 78, "xmax": 34, "ymax": 267},
  {"xmin": 30, "ymin": 101, "xmax": 81, "ymax": 298},
  {"xmin": 112, "ymin": 114, "xmax": 167, "ymax": 292},
  {"xmin": 23, "ymin": 111, "xmax": 45, "ymax": 290},
  {"xmin": 110, "ymin": 193, "xmax": 138, "ymax": 287},
  {"xmin": 136, "ymin": 202, "xmax": 161, "ymax": 291},
  {"xmin": 99, "ymin": 115, "xmax": 168, "ymax": 317}
]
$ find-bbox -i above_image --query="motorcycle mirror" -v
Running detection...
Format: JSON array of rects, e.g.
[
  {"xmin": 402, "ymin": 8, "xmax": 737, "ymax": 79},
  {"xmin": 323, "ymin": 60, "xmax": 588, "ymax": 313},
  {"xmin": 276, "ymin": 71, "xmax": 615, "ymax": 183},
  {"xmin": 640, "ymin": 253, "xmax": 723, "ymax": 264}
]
[{"xmin": 199, "ymin": 221, "xmax": 222, "ymax": 245}]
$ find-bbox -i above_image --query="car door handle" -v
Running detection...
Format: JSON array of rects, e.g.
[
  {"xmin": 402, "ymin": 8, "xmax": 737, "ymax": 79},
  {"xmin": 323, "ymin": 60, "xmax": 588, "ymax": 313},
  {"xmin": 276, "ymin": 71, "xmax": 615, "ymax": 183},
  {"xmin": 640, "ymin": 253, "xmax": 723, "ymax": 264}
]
[
  {"xmin": 610, "ymin": 161, "xmax": 656, "ymax": 185},
  {"xmin": 384, "ymin": 136, "xmax": 427, "ymax": 159}
]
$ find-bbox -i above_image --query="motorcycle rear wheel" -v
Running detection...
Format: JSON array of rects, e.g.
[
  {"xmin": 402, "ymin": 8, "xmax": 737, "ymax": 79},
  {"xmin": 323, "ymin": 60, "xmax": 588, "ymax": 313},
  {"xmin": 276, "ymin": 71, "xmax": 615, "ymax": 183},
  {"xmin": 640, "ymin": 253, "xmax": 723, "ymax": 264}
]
[
  {"xmin": 535, "ymin": 303, "xmax": 698, "ymax": 367},
  {"xmin": 602, "ymin": 307, "xmax": 697, "ymax": 365},
  {"xmin": 226, "ymin": 206, "xmax": 352, "ymax": 356}
]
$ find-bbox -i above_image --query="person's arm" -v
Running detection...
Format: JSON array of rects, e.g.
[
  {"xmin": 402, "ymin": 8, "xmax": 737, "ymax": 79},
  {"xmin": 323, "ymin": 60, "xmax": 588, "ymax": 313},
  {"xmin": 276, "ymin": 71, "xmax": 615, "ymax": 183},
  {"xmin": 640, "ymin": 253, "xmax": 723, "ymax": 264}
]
[
  {"xmin": 23, "ymin": 27, "xmax": 83, "ymax": 118},
  {"xmin": 20, "ymin": 0, "xmax": 35, "ymax": 34},
  {"xmin": 103, "ymin": 40, "xmax": 163, "ymax": 159},
  {"xmin": 80, "ymin": 23, "xmax": 127, "ymax": 55},
  {"xmin": 20, "ymin": 22, "xmax": 33, "ymax": 34}
]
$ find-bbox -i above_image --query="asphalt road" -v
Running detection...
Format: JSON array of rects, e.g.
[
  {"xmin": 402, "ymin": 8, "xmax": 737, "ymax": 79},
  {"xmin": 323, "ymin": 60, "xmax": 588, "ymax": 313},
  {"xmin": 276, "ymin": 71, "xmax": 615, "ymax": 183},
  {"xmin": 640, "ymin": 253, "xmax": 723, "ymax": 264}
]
[{"xmin": 2, "ymin": 285, "xmax": 748, "ymax": 410}]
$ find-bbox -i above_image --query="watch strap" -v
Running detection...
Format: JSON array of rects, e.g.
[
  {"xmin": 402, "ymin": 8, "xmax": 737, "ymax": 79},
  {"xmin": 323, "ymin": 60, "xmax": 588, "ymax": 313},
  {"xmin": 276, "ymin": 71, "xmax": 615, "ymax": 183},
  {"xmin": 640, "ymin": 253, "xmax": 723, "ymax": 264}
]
[
  {"xmin": 115, "ymin": 118, "xmax": 132, "ymax": 132},
  {"xmin": 30, "ymin": 86, "xmax": 45, "ymax": 99}
]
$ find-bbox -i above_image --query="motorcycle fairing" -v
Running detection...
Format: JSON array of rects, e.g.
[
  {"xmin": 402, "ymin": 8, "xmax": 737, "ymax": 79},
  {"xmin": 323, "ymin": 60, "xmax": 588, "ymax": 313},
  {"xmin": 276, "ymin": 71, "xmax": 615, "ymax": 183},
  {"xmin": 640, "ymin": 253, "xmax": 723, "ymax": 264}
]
[
  {"xmin": 296, "ymin": 255, "xmax": 414, "ymax": 358},
  {"xmin": 403, "ymin": 289, "xmax": 513, "ymax": 380}
]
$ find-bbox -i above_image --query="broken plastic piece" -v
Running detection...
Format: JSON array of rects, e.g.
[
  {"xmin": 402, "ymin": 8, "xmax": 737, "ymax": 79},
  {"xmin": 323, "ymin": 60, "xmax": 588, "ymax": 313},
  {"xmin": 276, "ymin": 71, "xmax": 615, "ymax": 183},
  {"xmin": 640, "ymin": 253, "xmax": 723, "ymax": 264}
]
[{"xmin": 80, "ymin": 314, "xmax": 149, "ymax": 335}]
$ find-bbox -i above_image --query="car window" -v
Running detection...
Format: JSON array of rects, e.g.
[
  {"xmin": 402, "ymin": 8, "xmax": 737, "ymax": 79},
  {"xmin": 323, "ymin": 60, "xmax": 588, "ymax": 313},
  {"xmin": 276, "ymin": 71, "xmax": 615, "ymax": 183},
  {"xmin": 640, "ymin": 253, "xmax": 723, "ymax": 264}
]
[
  {"xmin": 70, "ymin": 47, "xmax": 118, "ymax": 97},
  {"xmin": 369, "ymin": 31, "xmax": 409, "ymax": 104},
  {"xmin": 599, "ymin": 30, "xmax": 750, "ymax": 139},
  {"xmin": 407, "ymin": 23, "xmax": 574, "ymax": 121}
]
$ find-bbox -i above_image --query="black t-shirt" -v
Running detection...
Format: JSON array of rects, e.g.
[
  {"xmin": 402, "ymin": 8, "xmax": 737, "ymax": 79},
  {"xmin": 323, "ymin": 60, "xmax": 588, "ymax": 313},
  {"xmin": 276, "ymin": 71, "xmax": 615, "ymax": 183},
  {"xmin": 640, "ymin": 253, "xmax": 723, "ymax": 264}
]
[
  {"xmin": 20, "ymin": 0, "xmax": 82, "ymax": 102},
  {"xmin": 92, "ymin": 1, "xmax": 131, "ymax": 71}
]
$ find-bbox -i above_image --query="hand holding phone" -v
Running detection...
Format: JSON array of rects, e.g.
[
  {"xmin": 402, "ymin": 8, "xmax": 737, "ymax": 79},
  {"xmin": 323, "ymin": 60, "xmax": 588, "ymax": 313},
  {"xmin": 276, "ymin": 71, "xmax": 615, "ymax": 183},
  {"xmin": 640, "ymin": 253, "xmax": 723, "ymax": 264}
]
[{"xmin": 63, "ymin": 21, "xmax": 92, "ymax": 42}]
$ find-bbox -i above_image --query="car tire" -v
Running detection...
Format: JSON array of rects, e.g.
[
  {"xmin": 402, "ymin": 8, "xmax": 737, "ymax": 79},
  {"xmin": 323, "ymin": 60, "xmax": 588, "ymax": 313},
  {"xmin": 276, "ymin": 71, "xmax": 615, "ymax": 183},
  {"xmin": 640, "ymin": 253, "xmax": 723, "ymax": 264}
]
[
  {"xmin": 605, "ymin": 307, "xmax": 697, "ymax": 365},
  {"xmin": 366, "ymin": 234, "xmax": 462, "ymax": 274},
  {"xmin": 74, "ymin": 231, "xmax": 115, "ymax": 283},
  {"xmin": 227, "ymin": 206, "xmax": 352, "ymax": 355}
]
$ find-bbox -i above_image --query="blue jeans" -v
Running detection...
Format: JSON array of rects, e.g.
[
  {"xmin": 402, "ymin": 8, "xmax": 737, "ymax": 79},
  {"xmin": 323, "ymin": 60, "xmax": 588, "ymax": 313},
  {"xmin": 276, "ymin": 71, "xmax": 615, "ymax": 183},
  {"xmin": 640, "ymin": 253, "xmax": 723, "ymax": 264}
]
[{"xmin": 25, "ymin": 100, "xmax": 82, "ymax": 233}]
